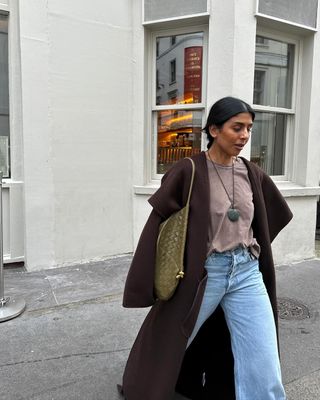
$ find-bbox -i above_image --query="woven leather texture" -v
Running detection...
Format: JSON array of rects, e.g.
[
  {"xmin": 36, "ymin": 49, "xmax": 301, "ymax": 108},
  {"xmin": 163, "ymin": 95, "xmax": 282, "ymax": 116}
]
[
  {"xmin": 154, "ymin": 158, "xmax": 195, "ymax": 301},
  {"xmin": 154, "ymin": 205, "xmax": 189, "ymax": 301}
]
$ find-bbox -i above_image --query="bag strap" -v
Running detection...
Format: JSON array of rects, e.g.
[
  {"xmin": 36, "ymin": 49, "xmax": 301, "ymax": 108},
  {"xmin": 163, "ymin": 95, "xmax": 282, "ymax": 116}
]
[{"xmin": 185, "ymin": 157, "xmax": 195, "ymax": 206}]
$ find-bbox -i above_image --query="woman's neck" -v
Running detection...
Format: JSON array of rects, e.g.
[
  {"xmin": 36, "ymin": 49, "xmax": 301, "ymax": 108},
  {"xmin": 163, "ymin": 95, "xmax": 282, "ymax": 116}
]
[{"xmin": 207, "ymin": 147, "xmax": 234, "ymax": 166}]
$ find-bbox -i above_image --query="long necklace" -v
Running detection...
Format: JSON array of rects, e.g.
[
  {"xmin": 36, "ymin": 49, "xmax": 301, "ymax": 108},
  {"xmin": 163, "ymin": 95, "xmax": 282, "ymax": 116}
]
[{"xmin": 207, "ymin": 151, "xmax": 240, "ymax": 222}]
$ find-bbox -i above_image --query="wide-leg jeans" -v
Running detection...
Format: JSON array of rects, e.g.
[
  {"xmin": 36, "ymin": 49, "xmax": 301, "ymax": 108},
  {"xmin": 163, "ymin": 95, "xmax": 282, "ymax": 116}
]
[{"xmin": 187, "ymin": 246, "xmax": 286, "ymax": 400}]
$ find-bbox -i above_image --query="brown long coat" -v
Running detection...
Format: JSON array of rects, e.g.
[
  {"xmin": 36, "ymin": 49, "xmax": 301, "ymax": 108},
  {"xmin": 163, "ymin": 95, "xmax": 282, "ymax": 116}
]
[{"xmin": 121, "ymin": 152, "xmax": 293, "ymax": 400}]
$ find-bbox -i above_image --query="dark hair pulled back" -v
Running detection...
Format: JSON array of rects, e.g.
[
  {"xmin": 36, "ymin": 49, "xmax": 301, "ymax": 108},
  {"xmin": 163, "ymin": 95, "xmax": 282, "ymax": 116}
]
[{"xmin": 203, "ymin": 96, "xmax": 255, "ymax": 149}]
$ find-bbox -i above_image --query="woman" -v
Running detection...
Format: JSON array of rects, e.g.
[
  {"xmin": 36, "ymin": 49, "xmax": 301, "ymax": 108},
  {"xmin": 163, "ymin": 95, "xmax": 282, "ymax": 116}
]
[{"xmin": 120, "ymin": 97, "xmax": 293, "ymax": 400}]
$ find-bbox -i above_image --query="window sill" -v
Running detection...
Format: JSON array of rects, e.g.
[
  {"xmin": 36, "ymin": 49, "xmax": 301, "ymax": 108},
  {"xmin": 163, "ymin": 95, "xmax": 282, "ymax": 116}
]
[
  {"xmin": 275, "ymin": 182, "xmax": 320, "ymax": 198},
  {"xmin": 134, "ymin": 185, "xmax": 160, "ymax": 196},
  {"xmin": 134, "ymin": 182, "xmax": 320, "ymax": 198},
  {"xmin": 1, "ymin": 179, "xmax": 24, "ymax": 188}
]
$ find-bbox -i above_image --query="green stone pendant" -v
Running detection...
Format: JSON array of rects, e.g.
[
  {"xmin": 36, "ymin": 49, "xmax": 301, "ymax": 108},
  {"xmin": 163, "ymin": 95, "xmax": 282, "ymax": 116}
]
[{"xmin": 227, "ymin": 208, "xmax": 240, "ymax": 222}]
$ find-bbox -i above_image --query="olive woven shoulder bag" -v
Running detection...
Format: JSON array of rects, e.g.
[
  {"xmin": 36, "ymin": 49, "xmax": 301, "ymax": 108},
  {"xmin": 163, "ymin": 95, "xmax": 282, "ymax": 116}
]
[{"xmin": 154, "ymin": 158, "xmax": 195, "ymax": 301}]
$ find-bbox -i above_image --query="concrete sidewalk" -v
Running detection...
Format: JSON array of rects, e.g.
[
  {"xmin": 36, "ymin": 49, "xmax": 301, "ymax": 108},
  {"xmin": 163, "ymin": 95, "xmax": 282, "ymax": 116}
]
[{"xmin": 0, "ymin": 255, "xmax": 319, "ymax": 400}]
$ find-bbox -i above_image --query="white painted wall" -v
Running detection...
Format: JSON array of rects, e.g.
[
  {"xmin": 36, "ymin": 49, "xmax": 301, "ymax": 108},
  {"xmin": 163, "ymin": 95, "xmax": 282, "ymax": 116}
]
[
  {"xmin": 0, "ymin": 1, "xmax": 8, "ymax": 10},
  {"xmin": 273, "ymin": 197, "xmax": 317, "ymax": 265},
  {"xmin": 20, "ymin": 0, "xmax": 134, "ymax": 270}
]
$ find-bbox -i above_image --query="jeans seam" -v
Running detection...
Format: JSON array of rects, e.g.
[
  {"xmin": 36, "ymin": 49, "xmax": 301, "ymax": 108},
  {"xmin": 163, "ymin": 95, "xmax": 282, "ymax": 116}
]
[{"xmin": 188, "ymin": 250, "xmax": 285, "ymax": 399}]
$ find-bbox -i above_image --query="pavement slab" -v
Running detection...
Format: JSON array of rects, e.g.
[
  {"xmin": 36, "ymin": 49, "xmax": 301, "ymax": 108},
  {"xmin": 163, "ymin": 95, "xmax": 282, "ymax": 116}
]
[
  {"xmin": 285, "ymin": 369, "xmax": 320, "ymax": 400},
  {"xmin": 0, "ymin": 255, "xmax": 319, "ymax": 399},
  {"xmin": 276, "ymin": 259, "xmax": 320, "ymax": 390},
  {"xmin": 0, "ymin": 297, "xmax": 147, "ymax": 400}
]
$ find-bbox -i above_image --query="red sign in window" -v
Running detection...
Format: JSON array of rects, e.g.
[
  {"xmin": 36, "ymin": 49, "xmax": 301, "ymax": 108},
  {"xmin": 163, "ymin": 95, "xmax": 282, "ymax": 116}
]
[{"xmin": 184, "ymin": 47, "xmax": 203, "ymax": 104}]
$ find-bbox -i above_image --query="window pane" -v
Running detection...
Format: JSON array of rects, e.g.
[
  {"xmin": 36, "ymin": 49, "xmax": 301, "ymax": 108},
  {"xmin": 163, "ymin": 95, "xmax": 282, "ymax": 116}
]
[
  {"xmin": 0, "ymin": 14, "xmax": 9, "ymax": 178},
  {"xmin": 157, "ymin": 109, "xmax": 202, "ymax": 174},
  {"xmin": 170, "ymin": 59, "xmax": 176, "ymax": 83},
  {"xmin": 250, "ymin": 112, "xmax": 286, "ymax": 175},
  {"xmin": 156, "ymin": 32, "xmax": 204, "ymax": 106},
  {"xmin": 254, "ymin": 36, "xmax": 294, "ymax": 109}
]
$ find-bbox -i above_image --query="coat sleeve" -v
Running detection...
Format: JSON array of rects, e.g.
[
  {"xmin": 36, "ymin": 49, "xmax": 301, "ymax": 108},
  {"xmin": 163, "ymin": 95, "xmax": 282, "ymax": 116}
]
[
  {"xmin": 261, "ymin": 172, "xmax": 293, "ymax": 242},
  {"xmin": 148, "ymin": 158, "xmax": 192, "ymax": 218},
  {"xmin": 122, "ymin": 209, "xmax": 162, "ymax": 308},
  {"xmin": 122, "ymin": 159, "xmax": 193, "ymax": 308}
]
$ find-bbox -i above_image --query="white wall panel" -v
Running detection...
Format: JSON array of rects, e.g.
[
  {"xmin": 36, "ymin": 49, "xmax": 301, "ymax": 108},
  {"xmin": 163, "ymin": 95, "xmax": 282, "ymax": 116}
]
[
  {"xmin": 20, "ymin": 0, "xmax": 134, "ymax": 270},
  {"xmin": 272, "ymin": 197, "xmax": 317, "ymax": 264}
]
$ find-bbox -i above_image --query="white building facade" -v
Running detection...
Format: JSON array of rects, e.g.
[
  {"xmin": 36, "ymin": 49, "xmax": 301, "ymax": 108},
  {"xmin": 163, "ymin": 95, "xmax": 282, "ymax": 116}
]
[{"xmin": 0, "ymin": 0, "xmax": 319, "ymax": 270}]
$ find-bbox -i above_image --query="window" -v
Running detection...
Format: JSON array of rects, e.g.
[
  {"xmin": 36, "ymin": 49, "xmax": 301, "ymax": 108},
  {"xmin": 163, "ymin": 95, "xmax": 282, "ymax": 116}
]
[
  {"xmin": 0, "ymin": 14, "xmax": 9, "ymax": 178},
  {"xmin": 253, "ymin": 70, "xmax": 265, "ymax": 105},
  {"xmin": 251, "ymin": 34, "xmax": 296, "ymax": 176},
  {"xmin": 152, "ymin": 29, "xmax": 206, "ymax": 176},
  {"xmin": 170, "ymin": 59, "xmax": 176, "ymax": 83}
]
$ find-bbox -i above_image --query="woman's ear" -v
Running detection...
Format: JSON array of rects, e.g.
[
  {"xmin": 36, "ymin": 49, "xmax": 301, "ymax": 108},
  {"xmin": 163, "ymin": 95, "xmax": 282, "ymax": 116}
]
[{"xmin": 209, "ymin": 125, "xmax": 218, "ymax": 138}]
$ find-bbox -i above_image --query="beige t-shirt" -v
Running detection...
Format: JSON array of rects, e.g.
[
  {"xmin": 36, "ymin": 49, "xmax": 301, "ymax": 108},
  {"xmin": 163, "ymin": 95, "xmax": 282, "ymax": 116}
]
[{"xmin": 206, "ymin": 157, "xmax": 260, "ymax": 257}]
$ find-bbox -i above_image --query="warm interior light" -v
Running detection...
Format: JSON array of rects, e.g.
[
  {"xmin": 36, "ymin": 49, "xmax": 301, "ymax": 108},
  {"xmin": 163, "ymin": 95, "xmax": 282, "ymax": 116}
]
[
  {"xmin": 178, "ymin": 93, "xmax": 194, "ymax": 104},
  {"xmin": 167, "ymin": 113, "xmax": 193, "ymax": 124}
]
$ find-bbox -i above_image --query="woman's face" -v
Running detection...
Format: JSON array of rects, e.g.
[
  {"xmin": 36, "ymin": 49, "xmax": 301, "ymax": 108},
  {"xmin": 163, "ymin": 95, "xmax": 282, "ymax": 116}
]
[{"xmin": 209, "ymin": 112, "xmax": 253, "ymax": 159}]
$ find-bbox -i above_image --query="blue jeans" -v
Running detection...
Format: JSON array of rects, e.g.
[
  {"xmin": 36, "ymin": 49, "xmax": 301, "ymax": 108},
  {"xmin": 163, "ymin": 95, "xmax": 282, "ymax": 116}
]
[{"xmin": 187, "ymin": 246, "xmax": 286, "ymax": 400}]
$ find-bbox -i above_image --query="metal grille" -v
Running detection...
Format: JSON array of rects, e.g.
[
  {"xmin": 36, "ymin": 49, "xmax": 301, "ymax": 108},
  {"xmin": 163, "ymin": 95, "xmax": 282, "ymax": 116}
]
[
  {"xmin": 258, "ymin": 0, "xmax": 318, "ymax": 28},
  {"xmin": 144, "ymin": 0, "xmax": 207, "ymax": 22},
  {"xmin": 277, "ymin": 297, "xmax": 310, "ymax": 320}
]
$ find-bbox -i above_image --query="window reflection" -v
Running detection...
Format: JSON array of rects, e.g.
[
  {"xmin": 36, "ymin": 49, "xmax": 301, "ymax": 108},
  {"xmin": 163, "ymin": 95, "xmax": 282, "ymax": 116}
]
[
  {"xmin": 251, "ymin": 112, "xmax": 286, "ymax": 175},
  {"xmin": 254, "ymin": 36, "xmax": 294, "ymax": 108},
  {"xmin": 157, "ymin": 110, "xmax": 202, "ymax": 174},
  {"xmin": 156, "ymin": 32, "xmax": 204, "ymax": 105},
  {"xmin": 170, "ymin": 59, "xmax": 176, "ymax": 83}
]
